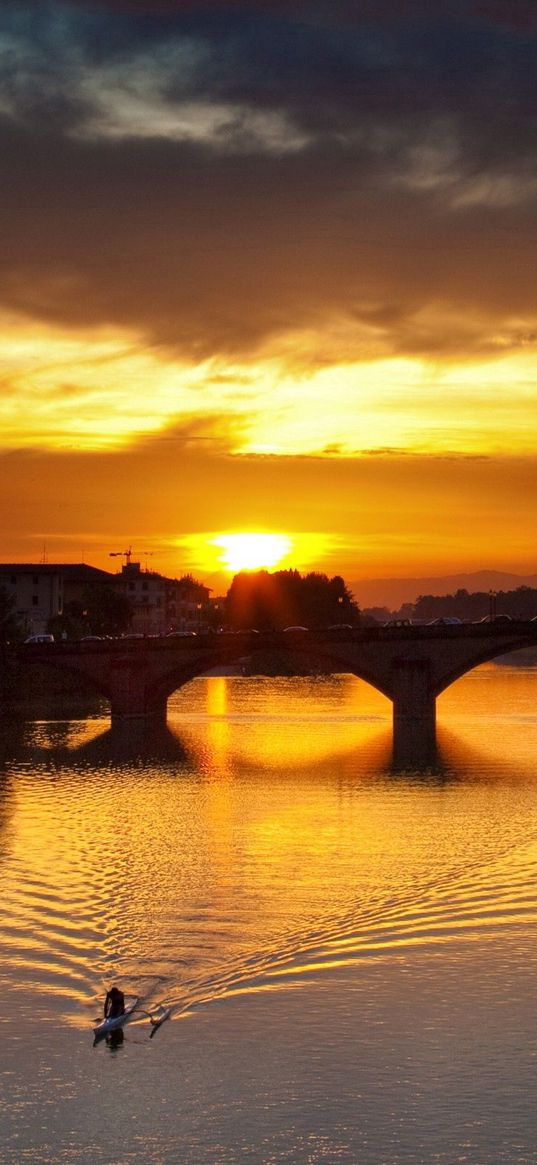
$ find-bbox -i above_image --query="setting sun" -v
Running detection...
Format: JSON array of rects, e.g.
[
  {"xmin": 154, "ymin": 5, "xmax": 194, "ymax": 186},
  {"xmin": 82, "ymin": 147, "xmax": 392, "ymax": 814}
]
[{"xmin": 212, "ymin": 533, "xmax": 292, "ymax": 573}]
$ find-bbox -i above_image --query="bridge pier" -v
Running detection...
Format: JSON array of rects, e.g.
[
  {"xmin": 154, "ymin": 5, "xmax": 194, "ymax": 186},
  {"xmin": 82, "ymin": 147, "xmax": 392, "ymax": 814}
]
[
  {"xmin": 108, "ymin": 657, "xmax": 167, "ymax": 723},
  {"xmin": 391, "ymin": 658, "xmax": 437, "ymax": 768}
]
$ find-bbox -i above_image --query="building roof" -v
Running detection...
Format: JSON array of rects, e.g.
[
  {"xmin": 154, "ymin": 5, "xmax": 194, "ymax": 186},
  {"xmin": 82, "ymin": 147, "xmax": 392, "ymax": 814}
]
[
  {"xmin": 0, "ymin": 563, "xmax": 114, "ymax": 580},
  {"xmin": 0, "ymin": 562, "xmax": 211, "ymax": 594}
]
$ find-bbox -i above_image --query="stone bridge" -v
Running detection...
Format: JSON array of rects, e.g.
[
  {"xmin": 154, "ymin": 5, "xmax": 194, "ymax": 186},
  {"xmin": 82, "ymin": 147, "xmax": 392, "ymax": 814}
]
[{"xmin": 12, "ymin": 622, "xmax": 537, "ymax": 764}]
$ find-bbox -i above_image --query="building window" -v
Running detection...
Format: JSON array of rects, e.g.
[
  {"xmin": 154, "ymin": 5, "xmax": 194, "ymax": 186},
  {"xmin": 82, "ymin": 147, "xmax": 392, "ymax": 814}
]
[
  {"xmin": 32, "ymin": 595, "xmax": 39, "ymax": 606},
  {"xmin": 10, "ymin": 575, "xmax": 16, "ymax": 584},
  {"xmin": 142, "ymin": 581, "xmax": 148, "ymax": 591},
  {"xmin": 32, "ymin": 576, "xmax": 39, "ymax": 586}
]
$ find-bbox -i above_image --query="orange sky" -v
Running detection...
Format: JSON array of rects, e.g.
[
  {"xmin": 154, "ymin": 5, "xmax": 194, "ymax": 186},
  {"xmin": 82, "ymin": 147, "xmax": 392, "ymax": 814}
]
[{"xmin": 1, "ymin": 1, "xmax": 537, "ymax": 595}]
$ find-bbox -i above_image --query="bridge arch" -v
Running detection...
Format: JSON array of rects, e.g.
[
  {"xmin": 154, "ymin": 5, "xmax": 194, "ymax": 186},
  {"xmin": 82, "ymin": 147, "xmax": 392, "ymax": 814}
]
[
  {"xmin": 432, "ymin": 635, "xmax": 537, "ymax": 696},
  {"xmin": 149, "ymin": 641, "xmax": 396, "ymax": 709},
  {"xmin": 139, "ymin": 632, "xmax": 537, "ymax": 710},
  {"xmin": 148, "ymin": 659, "xmax": 228, "ymax": 706}
]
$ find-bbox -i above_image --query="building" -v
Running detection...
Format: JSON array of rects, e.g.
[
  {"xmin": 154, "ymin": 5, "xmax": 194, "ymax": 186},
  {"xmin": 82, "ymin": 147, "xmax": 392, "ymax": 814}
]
[
  {"xmin": 0, "ymin": 559, "xmax": 213, "ymax": 638},
  {"xmin": 114, "ymin": 562, "xmax": 211, "ymax": 635},
  {"xmin": 115, "ymin": 561, "xmax": 167, "ymax": 636},
  {"xmin": 165, "ymin": 574, "xmax": 211, "ymax": 633},
  {"xmin": 0, "ymin": 563, "xmax": 114, "ymax": 637}
]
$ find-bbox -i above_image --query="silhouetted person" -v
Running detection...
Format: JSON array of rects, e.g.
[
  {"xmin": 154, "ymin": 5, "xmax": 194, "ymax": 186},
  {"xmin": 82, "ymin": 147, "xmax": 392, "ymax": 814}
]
[{"xmin": 104, "ymin": 985, "xmax": 125, "ymax": 1019}]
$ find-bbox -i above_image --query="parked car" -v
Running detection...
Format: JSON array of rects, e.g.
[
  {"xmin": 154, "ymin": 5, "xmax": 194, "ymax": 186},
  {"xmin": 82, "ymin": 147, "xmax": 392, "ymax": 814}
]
[
  {"xmin": 282, "ymin": 626, "xmax": 309, "ymax": 632},
  {"xmin": 383, "ymin": 618, "xmax": 413, "ymax": 627},
  {"xmin": 23, "ymin": 633, "xmax": 54, "ymax": 644},
  {"xmin": 478, "ymin": 614, "xmax": 512, "ymax": 624},
  {"xmin": 166, "ymin": 630, "xmax": 197, "ymax": 637},
  {"xmin": 427, "ymin": 617, "xmax": 462, "ymax": 626}
]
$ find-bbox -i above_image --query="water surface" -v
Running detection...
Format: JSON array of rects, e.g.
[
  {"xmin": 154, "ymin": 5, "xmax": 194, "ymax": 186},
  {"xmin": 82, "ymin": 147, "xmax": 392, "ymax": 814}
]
[{"xmin": 1, "ymin": 667, "xmax": 537, "ymax": 1163}]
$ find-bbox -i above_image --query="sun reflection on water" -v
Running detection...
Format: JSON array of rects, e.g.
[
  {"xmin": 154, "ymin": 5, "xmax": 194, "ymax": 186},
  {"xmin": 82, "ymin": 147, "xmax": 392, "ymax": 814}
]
[{"xmin": 2, "ymin": 668, "xmax": 537, "ymax": 1032}]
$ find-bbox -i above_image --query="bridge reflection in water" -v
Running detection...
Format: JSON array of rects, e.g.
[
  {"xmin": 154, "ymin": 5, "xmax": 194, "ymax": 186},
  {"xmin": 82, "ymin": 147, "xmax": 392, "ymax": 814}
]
[{"xmin": 13, "ymin": 623, "xmax": 537, "ymax": 767}]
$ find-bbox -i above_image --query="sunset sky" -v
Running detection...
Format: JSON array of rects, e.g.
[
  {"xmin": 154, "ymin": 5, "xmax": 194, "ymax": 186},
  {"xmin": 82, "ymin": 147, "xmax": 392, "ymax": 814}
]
[{"xmin": 1, "ymin": 0, "xmax": 537, "ymax": 594}]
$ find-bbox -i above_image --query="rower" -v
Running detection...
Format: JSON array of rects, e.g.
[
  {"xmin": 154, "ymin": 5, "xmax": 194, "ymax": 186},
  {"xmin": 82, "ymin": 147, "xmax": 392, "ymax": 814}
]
[{"xmin": 104, "ymin": 986, "xmax": 125, "ymax": 1019}]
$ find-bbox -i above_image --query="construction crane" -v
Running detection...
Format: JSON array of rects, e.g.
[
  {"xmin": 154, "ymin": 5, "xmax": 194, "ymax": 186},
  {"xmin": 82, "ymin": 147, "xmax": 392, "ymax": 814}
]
[
  {"xmin": 109, "ymin": 548, "xmax": 133, "ymax": 566},
  {"xmin": 109, "ymin": 548, "xmax": 154, "ymax": 570}
]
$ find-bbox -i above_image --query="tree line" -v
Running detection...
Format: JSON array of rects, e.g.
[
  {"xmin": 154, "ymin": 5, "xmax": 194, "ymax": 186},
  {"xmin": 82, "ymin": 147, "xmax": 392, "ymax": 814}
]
[
  {"xmin": 225, "ymin": 570, "xmax": 359, "ymax": 630},
  {"xmin": 3, "ymin": 576, "xmax": 537, "ymax": 645},
  {"xmin": 401, "ymin": 586, "xmax": 537, "ymax": 624}
]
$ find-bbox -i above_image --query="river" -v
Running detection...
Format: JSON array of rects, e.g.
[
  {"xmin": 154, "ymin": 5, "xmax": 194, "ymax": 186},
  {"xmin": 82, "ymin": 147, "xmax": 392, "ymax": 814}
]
[{"xmin": 1, "ymin": 665, "xmax": 537, "ymax": 1164}]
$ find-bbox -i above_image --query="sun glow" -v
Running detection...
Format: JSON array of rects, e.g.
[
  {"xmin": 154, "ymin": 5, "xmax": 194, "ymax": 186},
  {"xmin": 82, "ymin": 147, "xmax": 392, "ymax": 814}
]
[
  {"xmin": 4, "ymin": 304, "xmax": 537, "ymax": 460},
  {"xmin": 213, "ymin": 533, "xmax": 292, "ymax": 573}
]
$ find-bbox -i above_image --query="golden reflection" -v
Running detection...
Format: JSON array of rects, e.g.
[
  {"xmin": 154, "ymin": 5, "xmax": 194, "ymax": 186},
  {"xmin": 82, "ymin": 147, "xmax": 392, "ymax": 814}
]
[
  {"xmin": 4, "ymin": 668, "xmax": 537, "ymax": 1027},
  {"xmin": 203, "ymin": 676, "xmax": 233, "ymax": 778},
  {"xmin": 175, "ymin": 676, "xmax": 391, "ymax": 770},
  {"xmin": 27, "ymin": 718, "xmax": 110, "ymax": 752},
  {"xmin": 178, "ymin": 677, "xmax": 241, "ymax": 878},
  {"xmin": 438, "ymin": 664, "xmax": 537, "ymax": 773},
  {"xmin": 206, "ymin": 676, "xmax": 228, "ymax": 717}
]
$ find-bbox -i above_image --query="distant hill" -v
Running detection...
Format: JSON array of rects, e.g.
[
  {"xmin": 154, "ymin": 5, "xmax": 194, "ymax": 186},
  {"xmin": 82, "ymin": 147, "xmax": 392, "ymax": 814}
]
[{"xmin": 349, "ymin": 570, "xmax": 537, "ymax": 610}]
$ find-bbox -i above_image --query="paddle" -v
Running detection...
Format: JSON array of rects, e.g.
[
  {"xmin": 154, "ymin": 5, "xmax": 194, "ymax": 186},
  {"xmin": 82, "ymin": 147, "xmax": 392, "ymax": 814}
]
[{"xmin": 149, "ymin": 1006, "xmax": 172, "ymax": 1037}]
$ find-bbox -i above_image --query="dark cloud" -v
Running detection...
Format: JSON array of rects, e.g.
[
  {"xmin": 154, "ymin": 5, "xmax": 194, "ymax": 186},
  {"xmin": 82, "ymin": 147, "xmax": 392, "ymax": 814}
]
[
  {"xmin": 2, "ymin": 115, "xmax": 536, "ymax": 363},
  {"xmin": 476, "ymin": 1, "xmax": 537, "ymax": 31},
  {"xmin": 1, "ymin": 1, "xmax": 536, "ymax": 362},
  {"xmin": 34, "ymin": 0, "xmax": 537, "ymax": 24}
]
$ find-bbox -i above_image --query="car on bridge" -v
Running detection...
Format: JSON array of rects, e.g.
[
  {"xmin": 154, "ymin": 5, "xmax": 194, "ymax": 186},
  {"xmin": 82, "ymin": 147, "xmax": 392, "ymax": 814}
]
[
  {"xmin": 23, "ymin": 633, "xmax": 55, "ymax": 644},
  {"xmin": 427, "ymin": 617, "xmax": 463, "ymax": 625},
  {"xmin": 477, "ymin": 614, "xmax": 512, "ymax": 624}
]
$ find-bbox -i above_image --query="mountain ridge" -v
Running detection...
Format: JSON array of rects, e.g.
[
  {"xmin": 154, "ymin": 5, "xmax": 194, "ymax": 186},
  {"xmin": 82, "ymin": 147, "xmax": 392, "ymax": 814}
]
[{"xmin": 350, "ymin": 570, "xmax": 537, "ymax": 610}]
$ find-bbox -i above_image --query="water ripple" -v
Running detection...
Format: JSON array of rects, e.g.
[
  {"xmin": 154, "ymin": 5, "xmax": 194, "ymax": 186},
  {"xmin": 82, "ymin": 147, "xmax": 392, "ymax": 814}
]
[{"xmin": 2, "ymin": 673, "xmax": 537, "ymax": 1026}]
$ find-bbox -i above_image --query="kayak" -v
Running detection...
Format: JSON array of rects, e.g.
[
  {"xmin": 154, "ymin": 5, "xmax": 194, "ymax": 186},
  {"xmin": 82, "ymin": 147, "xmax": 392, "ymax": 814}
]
[{"xmin": 93, "ymin": 996, "xmax": 139, "ymax": 1038}]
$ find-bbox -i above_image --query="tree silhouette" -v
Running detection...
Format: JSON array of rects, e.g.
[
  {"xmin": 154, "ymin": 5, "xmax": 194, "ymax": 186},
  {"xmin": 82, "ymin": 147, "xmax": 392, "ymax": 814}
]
[
  {"xmin": 225, "ymin": 570, "xmax": 359, "ymax": 630},
  {"xmin": 0, "ymin": 586, "xmax": 22, "ymax": 644}
]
